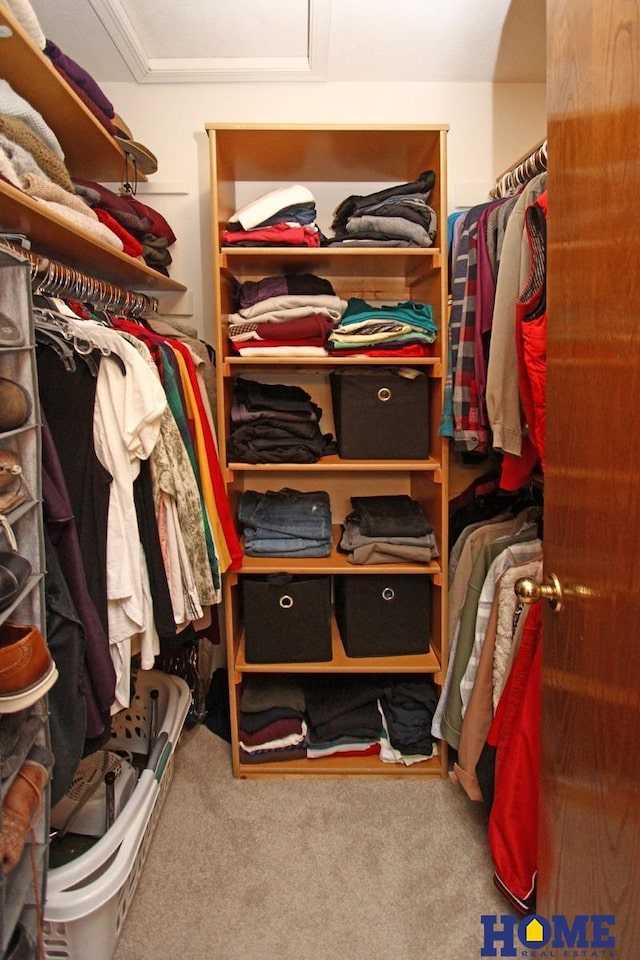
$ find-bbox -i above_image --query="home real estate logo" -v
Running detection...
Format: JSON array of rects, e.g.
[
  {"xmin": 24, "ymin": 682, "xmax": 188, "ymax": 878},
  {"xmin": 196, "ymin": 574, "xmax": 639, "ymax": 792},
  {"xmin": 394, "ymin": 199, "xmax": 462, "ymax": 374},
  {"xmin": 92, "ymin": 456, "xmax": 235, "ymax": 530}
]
[{"xmin": 480, "ymin": 914, "xmax": 617, "ymax": 958}]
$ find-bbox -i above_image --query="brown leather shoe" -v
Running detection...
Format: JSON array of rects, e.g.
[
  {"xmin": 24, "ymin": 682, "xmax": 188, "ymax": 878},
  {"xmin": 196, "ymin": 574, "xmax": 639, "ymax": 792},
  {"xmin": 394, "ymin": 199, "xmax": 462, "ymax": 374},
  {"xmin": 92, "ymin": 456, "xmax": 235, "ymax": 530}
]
[
  {"xmin": 1, "ymin": 755, "xmax": 50, "ymax": 873},
  {"xmin": 0, "ymin": 622, "xmax": 58, "ymax": 714}
]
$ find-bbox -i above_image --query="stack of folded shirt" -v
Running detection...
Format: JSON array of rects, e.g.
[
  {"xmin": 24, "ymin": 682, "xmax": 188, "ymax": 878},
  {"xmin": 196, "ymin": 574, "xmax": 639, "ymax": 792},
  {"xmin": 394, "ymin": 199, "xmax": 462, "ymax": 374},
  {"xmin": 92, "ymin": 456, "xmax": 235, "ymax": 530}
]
[
  {"xmin": 239, "ymin": 676, "xmax": 307, "ymax": 765},
  {"xmin": 339, "ymin": 494, "xmax": 439, "ymax": 564},
  {"xmin": 379, "ymin": 678, "xmax": 439, "ymax": 764},
  {"xmin": 73, "ymin": 178, "xmax": 177, "ymax": 273},
  {"xmin": 327, "ymin": 170, "xmax": 437, "ymax": 247},
  {"xmin": 328, "ymin": 298, "xmax": 438, "ymax": 358},
  {"xmin": 227, "ymin": 377, "xmax": 336, "ymax": 464},
  {"xmin": 227, "ymin": 273, "xmax": 347, "ymax": 356},
  {"xmin": 44, "ymin": 39, "xmax": 117, "ymax": 137},
  {"xmin": 222, "ymin": 184, "xmax": 321, "ymax": 247},
  {"xmin": 234, "ymin": 272, "xmax": 335, "ymax": 309},
  {"xmin": 0, "ymin": 81, "xmax": 131, "ymax": 251},
  {"xmin": 302, "ymin": 675, "xmax": 384, "ymax": 759},
  {"xmin": 238, "ymin": 488, "xmax": 332, "ymax": 558}
]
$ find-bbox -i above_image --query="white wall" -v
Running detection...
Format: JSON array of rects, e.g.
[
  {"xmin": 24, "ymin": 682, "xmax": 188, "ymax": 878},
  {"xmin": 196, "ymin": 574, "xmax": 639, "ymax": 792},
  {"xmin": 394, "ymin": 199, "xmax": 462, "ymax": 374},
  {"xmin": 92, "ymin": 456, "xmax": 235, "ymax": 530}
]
[{"xmin": 101, "ymin": 79, "xmax": 546, "ymax": 339}]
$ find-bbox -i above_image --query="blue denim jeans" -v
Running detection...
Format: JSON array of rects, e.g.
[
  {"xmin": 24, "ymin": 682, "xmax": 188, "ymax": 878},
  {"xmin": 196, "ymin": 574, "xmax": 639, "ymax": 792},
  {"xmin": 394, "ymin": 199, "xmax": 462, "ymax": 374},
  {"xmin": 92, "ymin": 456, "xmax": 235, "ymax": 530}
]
[
  {"xmin": 238, "ymin": 488, "xmax": 331, "ymax": 540},
  {"xmin": 239, "ymin": 488, "xmax": 332, "ymax": 557},
  {"xmin": 243, "ymin": 536, "xmax": 331, "ymax": 558}
]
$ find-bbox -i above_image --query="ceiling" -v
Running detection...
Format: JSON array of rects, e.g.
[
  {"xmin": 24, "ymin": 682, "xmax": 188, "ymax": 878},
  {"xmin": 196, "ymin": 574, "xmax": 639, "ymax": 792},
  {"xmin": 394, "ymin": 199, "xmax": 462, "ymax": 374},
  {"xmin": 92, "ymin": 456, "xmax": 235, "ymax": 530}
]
[{"xmin": 27, "ymin": 0, "xmax": 546, "ymax": 85}]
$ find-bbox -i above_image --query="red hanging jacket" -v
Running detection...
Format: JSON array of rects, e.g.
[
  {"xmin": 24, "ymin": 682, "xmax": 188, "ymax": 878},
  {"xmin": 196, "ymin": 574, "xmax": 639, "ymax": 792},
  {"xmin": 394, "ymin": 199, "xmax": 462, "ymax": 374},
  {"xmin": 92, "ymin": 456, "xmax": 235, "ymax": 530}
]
[{"xmin": 487, "ymin": 602, "xmax": 542, "ymax": 913}]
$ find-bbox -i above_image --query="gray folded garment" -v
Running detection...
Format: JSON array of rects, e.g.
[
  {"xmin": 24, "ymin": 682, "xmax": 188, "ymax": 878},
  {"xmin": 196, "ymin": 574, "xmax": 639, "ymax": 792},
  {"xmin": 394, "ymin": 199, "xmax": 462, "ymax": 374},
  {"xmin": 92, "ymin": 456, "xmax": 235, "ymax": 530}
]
[
  {"xmin": 347, "ymin": 542, "xmax": 438, "ymax": 565},
  {"xmin": 240, "ymin": 675, "xmax": 306, "ymax": 714},
  {"xmin": 345, "ymin": 215, "xmax": 435, "ymax": 247},
  {"xmin": 0, "ymin": 709, "xmax": 46, "ymax": 781},
  {"xmin": 340, "ymin": 519, "xmax": 437, "ymax": 553}
]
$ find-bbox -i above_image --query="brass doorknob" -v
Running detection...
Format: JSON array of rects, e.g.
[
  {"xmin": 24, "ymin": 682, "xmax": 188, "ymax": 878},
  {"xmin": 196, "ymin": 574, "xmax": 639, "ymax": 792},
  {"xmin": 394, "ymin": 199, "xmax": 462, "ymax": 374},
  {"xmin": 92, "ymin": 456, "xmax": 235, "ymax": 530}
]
[{"xmin": 514, "ymin": 572, "xmax": 563, "ymax": 612}]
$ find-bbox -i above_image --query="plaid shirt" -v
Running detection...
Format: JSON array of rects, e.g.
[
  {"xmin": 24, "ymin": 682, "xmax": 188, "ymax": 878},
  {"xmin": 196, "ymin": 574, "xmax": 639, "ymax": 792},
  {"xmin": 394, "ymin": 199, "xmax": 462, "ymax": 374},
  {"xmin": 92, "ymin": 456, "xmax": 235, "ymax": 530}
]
[{"xmin": 444, "ymin": 203, "xmax": 493, "ymax": 453}]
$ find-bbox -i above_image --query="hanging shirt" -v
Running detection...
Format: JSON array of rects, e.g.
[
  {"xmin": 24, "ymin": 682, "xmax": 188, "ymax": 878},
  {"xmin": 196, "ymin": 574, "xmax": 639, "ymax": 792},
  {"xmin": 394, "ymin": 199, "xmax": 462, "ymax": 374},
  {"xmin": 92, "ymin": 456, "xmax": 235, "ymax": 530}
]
[{"xmin": 88, "ymin": 325, "xmax": 167, "ymax": 709}]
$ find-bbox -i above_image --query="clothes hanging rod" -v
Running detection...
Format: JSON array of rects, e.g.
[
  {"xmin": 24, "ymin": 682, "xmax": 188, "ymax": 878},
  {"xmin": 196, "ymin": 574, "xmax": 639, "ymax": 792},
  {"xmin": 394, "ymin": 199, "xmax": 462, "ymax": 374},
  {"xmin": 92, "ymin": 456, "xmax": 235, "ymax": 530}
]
[
  {"xmin": 0, "ymin": 238, "xmax": 158, "ymax": 317},
  {"xmin": 490, "ymin": 137, "xmax": 548, "ymax": 199}
]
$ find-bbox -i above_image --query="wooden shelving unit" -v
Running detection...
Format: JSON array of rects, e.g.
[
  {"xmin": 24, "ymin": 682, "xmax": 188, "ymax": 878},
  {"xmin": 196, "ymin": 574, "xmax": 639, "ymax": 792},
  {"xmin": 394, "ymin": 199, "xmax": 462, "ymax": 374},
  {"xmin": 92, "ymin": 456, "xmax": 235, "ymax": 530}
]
[{"xmin": 207, "ymin": 123, "xmax": 449, "ymax": 779}]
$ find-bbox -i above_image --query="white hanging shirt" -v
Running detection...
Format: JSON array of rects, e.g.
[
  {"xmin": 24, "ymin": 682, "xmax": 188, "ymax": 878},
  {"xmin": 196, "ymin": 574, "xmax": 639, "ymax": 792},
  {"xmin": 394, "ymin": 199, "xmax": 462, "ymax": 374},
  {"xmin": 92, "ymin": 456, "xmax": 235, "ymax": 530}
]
[{"xmin": 88, "ymin": 324, "xmax": 167, "ymax": 709}]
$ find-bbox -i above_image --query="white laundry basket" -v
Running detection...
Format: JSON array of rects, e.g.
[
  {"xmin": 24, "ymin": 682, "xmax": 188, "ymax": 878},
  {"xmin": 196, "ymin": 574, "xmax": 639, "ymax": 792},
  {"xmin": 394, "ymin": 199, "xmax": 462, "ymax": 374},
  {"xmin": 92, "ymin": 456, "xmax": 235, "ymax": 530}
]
[{"xmin": 42, "ymin": 669, "xmax": 191, "ymax": 960}]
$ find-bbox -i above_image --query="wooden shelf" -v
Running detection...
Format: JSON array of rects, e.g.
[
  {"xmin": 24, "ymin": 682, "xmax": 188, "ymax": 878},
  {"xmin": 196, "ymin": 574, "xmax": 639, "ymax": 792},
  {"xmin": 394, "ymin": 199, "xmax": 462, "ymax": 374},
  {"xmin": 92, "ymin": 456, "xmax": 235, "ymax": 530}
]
[
  {"xmin": 0, "ymin": 5, "xmax": 140, "ymax": 182},
  {"xmin": 0, "ymin": 6, "xmax": 185, "ymax": 297},
  {"xmin": 221, "ymin": 246, "xmax": 441, "ymax": 281},
  {"xmin": 223, "ymin": 356, "xmax": 441, "ymax": 371},
  {"xmin": 236, "ymin": 622, "xmax": 440, "ymax": 673},
  {"xmin": 235, "ymin": 526, "xmax": 442, "ymax": 575},
  {"xmin": 228, "ymin": 455, "xmax": 442, "ymax": 474},
  {"xmin": 236, "ymin": 751, "xmax": 443, "ymax": 779},
  {"xmin": 0, "ymin": 182, "xmax": 185, "ymax": 293},
  {"xmin": 207, "ymin": 123, "xmax": 449, "ymax": 182}
]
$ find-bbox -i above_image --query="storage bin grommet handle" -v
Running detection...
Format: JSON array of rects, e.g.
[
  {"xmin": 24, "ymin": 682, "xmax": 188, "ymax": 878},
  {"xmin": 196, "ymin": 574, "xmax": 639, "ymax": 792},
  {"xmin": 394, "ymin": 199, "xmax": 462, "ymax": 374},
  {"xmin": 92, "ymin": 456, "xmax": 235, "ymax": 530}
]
[
  {"xmin": 381, "ymin": 587, "xmax": 395, "ymax": 601},
  {"xmin": 377, "ymin": 387, "xmax": 392, "ymax": 402},
  {"xmin": 279, "ymin": 594, "xmax": 294, "ymax": 609}
]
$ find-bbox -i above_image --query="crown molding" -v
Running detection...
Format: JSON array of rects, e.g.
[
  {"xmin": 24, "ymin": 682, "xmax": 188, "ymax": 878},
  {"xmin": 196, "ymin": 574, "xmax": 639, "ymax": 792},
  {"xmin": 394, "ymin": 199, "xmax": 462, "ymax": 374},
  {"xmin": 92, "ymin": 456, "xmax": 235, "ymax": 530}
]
[{"xmin": 89, "ymin": 0, "xmax": 331, "ymax": 83}]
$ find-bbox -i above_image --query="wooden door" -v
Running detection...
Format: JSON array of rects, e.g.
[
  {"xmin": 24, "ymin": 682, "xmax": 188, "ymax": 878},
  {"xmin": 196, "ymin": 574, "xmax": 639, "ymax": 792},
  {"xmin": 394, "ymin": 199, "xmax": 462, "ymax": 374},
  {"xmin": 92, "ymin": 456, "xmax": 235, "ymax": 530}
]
[{"xmin": 539, "ymin": 0, "xmax": 640, "ymax": 952}]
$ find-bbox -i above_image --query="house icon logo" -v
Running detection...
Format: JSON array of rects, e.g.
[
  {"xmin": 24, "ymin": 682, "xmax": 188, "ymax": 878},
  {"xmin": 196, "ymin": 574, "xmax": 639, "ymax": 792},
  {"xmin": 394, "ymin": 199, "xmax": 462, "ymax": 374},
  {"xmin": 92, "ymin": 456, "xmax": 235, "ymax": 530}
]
[
  {"xmin": 480, "ymin": 913, "xmax": 617, "ymax": 957},
  {"xmin": 522, "ymin": 917, "xmax": 545, "ymax": 945}
]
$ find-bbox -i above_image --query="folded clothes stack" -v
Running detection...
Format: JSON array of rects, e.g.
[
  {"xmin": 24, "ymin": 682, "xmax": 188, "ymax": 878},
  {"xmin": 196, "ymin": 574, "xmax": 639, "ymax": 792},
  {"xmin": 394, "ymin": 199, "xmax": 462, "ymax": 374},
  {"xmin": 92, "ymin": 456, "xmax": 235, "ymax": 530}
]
[
  {"xmin": 327, "ymin": 169, "xmax": 438, "ymax": 248},
  {"xmin": 328, "ymin": 297, "xmax": 438, "ymax": 358},
  {"xmin": 227, "ymin": 273, "xmax": 347, "ymax": 357},
  {"xmin": 73, "ymin": 178, "xmax": 177, "ymax": 273},
  {"xmin": 303, "ymin": 675, "xmax": 383, "ymax": 759},
  {"xmin": 339, "ymin": 494, "xmax": 439, "ymax": 565},
  {"xmin": 238, "ymin": 487, "xmax": 332, "ymax": 558},
  {"xmin": 302, "ymin": 674, "xmax": 439, "ymax": 764},
  {"xmin": 238, "ymin": 676, "xmax": 307, "ymax": 765},
  {"xmin": 0, "ymin": 75, "xmax": 170, "ymax": 261},
  {"xmin": 238, "ymin": 673, "xmax": 439, "ymax": 766},
  {"xmin": 44, "ymin": 38, "xmax": 117, "ymax": 138},
  {"xmin": 221, "ymin": 184, "xmax": 321, "ymax": 247},
  {"xmin": 379, "ymin": 679, "xmax": 439, "ymax": 763},
  {"xmin": 227, "ymin": 377, "xmax": 336, "ymax": 464}
]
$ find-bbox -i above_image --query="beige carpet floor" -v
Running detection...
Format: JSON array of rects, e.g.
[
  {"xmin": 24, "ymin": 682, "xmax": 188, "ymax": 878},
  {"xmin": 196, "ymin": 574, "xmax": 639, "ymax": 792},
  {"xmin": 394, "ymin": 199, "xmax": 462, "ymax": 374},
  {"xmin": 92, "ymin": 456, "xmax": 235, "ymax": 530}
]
[{"xmin": 113, "ymin": 725, "xmax": 508, "ymax": 960}]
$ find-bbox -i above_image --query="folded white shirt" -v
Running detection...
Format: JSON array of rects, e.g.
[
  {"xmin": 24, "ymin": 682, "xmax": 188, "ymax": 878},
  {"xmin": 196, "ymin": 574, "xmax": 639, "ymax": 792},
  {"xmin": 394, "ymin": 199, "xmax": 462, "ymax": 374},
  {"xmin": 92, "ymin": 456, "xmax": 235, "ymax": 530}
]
[{"xmin": 229, "ymin": 183, "xmax": 315, "ymax": 231}]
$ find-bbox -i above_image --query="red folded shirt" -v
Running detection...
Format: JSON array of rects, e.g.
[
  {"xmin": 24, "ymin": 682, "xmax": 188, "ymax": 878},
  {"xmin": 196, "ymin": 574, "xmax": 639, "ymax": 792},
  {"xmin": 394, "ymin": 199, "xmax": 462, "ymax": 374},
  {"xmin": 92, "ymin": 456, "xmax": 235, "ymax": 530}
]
[
  {"xmin": 94, "ymin": 208, "xmax": 144, "ymax": 258},
  {"xmin": 222, "ymin": 222, "xmax": 320, "ymax": 247}
]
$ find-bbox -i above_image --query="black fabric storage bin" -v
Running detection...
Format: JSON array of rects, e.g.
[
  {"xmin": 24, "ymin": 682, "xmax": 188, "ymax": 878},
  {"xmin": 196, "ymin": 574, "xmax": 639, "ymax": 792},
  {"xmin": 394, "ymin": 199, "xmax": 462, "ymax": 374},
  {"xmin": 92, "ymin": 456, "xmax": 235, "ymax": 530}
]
[
  {"xmin": 243, "ymin": 574, "xmax": 332, "ymax": 663},
  {"xmin": 334, "ymin": 574, "xmax": 431, "ymax": 657},
  {"xmin": 330, "ymin": 368, "xmax": 429, "ymax": 459}
]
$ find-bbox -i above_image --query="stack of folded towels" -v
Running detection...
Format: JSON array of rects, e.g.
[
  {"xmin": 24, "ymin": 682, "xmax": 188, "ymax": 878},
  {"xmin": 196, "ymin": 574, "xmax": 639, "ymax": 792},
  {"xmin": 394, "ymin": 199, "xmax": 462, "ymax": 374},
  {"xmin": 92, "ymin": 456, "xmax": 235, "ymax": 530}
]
[
  {"xmin": 339, "ymin": 494, "xmax": 439, "ymax": 565},
  {"xmin": 328, "ymin": 297, "xmax": 438, "ymax": 358},
  {"xmin": 239, "ymin": 676, "xmax": 307, "ymax": 765},
  {"xmin": 238, "ymin": 488, "xmax": 332, "ymax": 558},
  {"xmin": 222, "ymin": 184, "xmax": 322, "ymax": 248},
  {"xmin": 227, "ymin": 377, "xmax": 336, "ymax": 464},
  {"xmin": 227, "ymin": 273, "xmax": 347, "ymax": 357},
  {"xmin": 327, "ymin": 170, "xmax": 437, "ymax": 247}
]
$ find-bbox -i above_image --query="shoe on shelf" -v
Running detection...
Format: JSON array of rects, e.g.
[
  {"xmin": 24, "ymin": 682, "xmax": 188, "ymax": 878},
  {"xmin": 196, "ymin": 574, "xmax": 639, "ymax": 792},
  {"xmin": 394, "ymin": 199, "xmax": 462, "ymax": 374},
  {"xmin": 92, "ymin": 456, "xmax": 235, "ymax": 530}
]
[
  {"xmin": 0, "ymin": 378, "xmax": 32, "ymax": 433},
  {"xmin": 0, "ymin": 622, "xmax": 58, "ymax": 714},
  {"xmin": 0, "ymin": 550, "xmax": 32, "ymax": 611},
  {"xmin": 0, "ymin": 449, "xmax": 27, "ymax": 514},
  {"xmin": 1, "ymin": 746, "xmax": 53, "ymax": 874}
]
